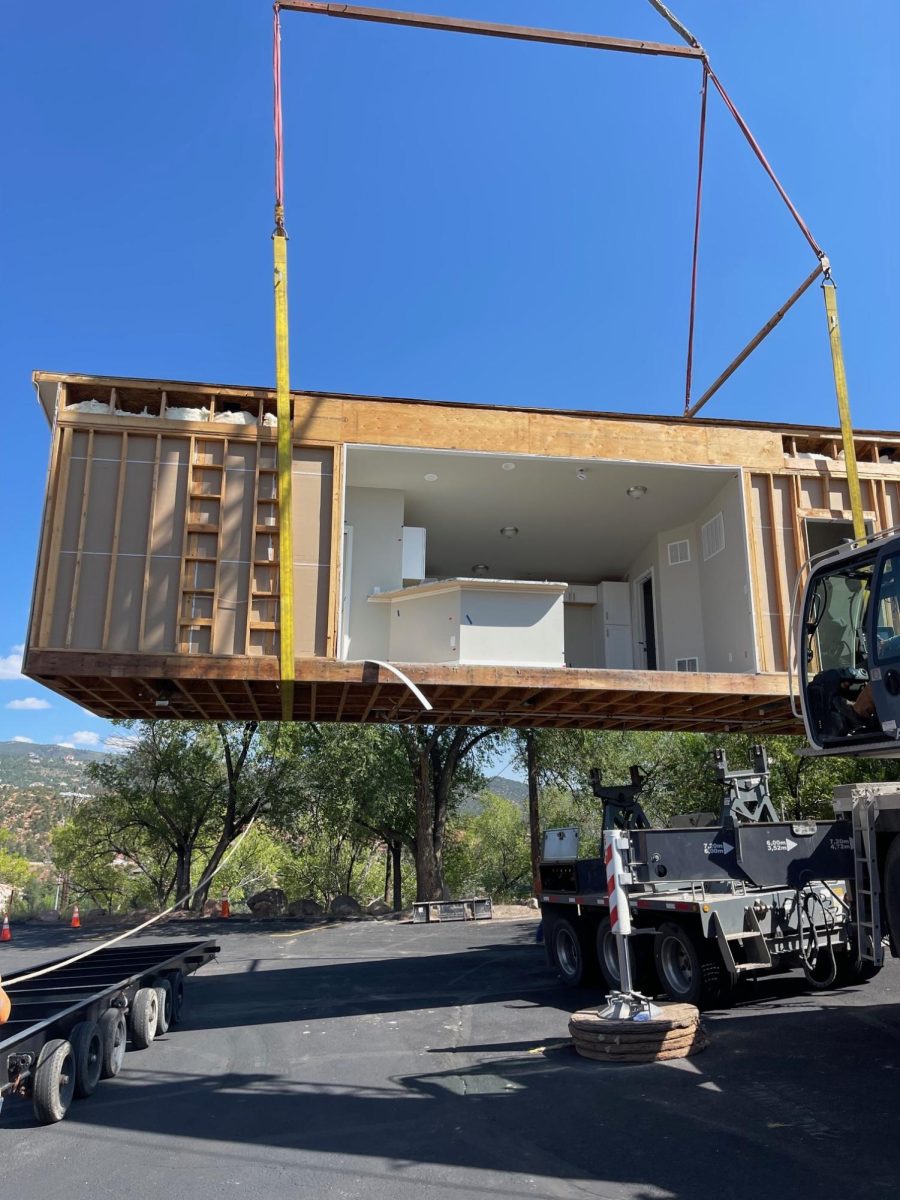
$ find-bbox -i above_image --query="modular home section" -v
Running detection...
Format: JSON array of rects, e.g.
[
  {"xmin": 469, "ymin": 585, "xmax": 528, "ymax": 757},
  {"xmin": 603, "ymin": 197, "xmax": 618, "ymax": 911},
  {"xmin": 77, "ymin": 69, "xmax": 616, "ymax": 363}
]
[{"xmin": 23, "ymin": 372, "xmax": 900, "ymax": 730}]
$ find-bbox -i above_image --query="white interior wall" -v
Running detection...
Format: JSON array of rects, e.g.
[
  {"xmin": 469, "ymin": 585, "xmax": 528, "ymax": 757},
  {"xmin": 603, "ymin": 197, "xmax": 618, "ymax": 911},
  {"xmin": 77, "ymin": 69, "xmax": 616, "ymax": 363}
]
[
  {"xmin": 655, "ymin": 522, "xmax": 705, "ymax": 669},
  {"xmin": 386, "ymin": 590, "xmax": 460, "ymax": 663},
  {"xmin": 344, "ymin": 487, "xmax": 404, "ymax": 660},
  {"xmin": 696, "ymin": 477, "xmax": 756, "ymax": 673}
]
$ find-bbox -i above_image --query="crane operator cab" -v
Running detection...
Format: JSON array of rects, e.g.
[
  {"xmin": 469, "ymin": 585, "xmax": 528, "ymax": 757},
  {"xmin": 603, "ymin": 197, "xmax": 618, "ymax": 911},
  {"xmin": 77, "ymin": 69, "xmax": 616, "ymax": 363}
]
[{"xmin": 795, "ymin": 531, "xmax": 900, "ymax": 757}]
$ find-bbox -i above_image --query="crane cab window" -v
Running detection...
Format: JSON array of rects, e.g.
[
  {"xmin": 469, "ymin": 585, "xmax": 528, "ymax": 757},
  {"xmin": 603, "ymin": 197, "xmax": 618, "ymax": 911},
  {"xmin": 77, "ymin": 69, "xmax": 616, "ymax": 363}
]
[
  {"xmin": 805, "ymin": 561, "xmax": 873, "ymax": 675},
  {"xmin": 803, "ymin": 555, "xmax": 875, "ymax": 745},
  {"xmin": 874, "ymin": 553, "xmax": 900, "ymax": 664}
]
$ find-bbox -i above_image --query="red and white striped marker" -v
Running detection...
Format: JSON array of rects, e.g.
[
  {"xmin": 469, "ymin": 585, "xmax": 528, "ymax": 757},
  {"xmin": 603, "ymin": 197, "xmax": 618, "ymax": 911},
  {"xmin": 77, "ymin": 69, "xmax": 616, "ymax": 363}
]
[
  {"xmin": 600, "ymin": 830, "xmax": 662, "ymax": 1022},
  {"xmin": 603, "ymin": 830, "xmax": 634, "ymax": 996},
  {"xmin": 604, "ymin": 831, "xmax": 632, "ymax": 937}
]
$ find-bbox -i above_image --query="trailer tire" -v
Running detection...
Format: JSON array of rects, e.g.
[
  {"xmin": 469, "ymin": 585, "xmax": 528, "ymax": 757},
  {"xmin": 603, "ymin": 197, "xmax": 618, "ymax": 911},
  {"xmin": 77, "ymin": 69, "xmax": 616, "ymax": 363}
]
[
  {"xmin": 166, "ymin": 970, "xmax": 185, "ymax": 1025},
  {"xmin": 550, "ymin": 916, "xmax": 596, "ymax": 988},
  {"xmin": 99, "ymin": 1009, "xmax": 127, "ymax": 1078},
  {"xmin": 884, "ymin": 835, "xmax": 900, "ymax": 955},
  {"xmin": 130, "ymin": 987, "xmax": 159, "ymax": 1050},
  {"xmin": 154, "ymin": 978, "xmax": 173, "ymax": 1034},
  {"xmin": 70, "ymin": 1020, "xmax": 103, "ymax": 1098},
  {"xmin": 595, "ymin": 918, "xmax": 657, "ymax": 994},
  {"xmin": 32, "ymin": 1038, "xmax": 76, "ymax": 1125},
  {"xmin": 653, "ymin": 921, "xmax": 726, "ymax": 1009}
]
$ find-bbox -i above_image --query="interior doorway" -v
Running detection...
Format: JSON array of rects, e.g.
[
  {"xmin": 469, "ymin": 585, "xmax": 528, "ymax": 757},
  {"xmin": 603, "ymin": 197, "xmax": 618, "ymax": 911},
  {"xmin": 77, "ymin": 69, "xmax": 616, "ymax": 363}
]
[{"xmin": 634, "ymin": 570, "xmax": 658, "ymax": 670}]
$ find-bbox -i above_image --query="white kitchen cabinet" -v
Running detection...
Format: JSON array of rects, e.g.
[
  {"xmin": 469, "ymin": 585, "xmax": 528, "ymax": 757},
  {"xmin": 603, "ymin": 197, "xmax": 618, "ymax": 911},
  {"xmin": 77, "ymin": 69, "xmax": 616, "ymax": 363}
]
[
  {"xmin": 598, "ymin": 581, "xmax": 630, "ymax": 626},
  {"xmin": 401, "ymin": 526, "xmax": 426, "ymax": 584}
]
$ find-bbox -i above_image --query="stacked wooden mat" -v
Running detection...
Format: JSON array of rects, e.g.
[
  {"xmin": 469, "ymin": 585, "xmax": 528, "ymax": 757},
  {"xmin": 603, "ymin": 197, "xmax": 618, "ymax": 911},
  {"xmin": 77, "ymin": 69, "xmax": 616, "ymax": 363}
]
[{"xmin": 569, "ymin": 1002, "xmax": 707, "ymax": 1063}]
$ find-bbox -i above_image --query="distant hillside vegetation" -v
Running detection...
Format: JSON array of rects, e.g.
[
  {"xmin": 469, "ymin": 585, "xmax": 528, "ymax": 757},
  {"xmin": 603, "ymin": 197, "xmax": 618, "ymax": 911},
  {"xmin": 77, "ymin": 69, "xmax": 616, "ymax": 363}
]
[
  {"xmin": 458, "ymin": 775, "xmax": 529, "ymax": 816},
  {"xmin": 0, "ymin": 741, "xmax": 105, "ymax": 860}
]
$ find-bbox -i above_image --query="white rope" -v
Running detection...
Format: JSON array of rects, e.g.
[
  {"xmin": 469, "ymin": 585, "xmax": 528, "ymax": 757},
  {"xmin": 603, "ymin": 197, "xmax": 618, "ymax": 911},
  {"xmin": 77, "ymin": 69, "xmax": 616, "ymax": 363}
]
[{"xmin": 1, "ymin": 815, "xmax": 259, "ymax": 989}]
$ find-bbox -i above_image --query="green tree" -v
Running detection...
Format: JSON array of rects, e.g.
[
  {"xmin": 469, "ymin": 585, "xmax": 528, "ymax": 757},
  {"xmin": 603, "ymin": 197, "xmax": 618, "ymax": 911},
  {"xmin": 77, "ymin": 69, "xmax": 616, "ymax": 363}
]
[
  {"xmin": 51, "ymin": 817, "xmax": 140, "ymax": 911},
  {"xmin": 0, "ymin": 830, "xmax": 33, "ymax": 909},
  {"xmin": 68, "ymin": 720, "xmax": 301, "ymax": 912},
  {"xmin": 445, "ymin": 792, "xmax": 532, "ymax": 900},
  {"xmin": 280, "ymin": 723, "xmax": 508, "ymax": 904}
]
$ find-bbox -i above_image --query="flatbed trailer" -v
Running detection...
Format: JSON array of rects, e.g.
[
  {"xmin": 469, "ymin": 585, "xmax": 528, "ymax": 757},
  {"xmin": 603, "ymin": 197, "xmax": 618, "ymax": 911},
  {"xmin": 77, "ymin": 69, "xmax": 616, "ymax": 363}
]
[
  {"xmin": 0, "ymin": 938, "xmax": 218, "ymax": 1124},
  {"xmin": 537, "ymin": 753, "xmax": 881, "ymax": 1008}
]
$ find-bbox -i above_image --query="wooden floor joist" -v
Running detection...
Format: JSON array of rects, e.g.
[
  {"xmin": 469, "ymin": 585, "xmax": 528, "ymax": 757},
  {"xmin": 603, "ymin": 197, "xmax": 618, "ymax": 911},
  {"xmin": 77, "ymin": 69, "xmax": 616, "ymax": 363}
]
[{"xmin": 25, "ymin": 649, "xmax": 800, "ymax": 733}]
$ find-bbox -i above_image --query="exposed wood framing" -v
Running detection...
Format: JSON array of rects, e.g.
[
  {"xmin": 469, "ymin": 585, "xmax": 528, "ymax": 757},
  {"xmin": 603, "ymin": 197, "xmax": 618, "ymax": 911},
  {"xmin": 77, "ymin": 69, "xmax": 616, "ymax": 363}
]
[
  {"xmin": 38, "ymin": 425, "xmax": 72, "ymax": 646},
  {"xmin": 102, "ymin": 431, "xmax": 129, "ymax": 648},
  {"xmin": 138, "ymin": 434, "xmax": 163, "ymax": 651},
  {"xmin": 326, "ymin": 444, "xmax": 344, "ymax": 657}
]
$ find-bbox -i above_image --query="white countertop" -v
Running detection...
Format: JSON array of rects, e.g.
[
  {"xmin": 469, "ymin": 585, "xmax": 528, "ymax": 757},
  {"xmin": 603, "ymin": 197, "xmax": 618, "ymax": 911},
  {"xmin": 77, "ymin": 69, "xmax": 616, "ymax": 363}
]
[{"xmin": 368, "ymin": 577, "xmax": 568, "ymax": 603}]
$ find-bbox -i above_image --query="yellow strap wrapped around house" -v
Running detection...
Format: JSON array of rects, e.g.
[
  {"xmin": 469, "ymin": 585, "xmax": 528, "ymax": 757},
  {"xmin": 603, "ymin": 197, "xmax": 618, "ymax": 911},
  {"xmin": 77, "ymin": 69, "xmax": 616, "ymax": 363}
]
[
  {"xmin": 273, "ymin": 226, "xmax": 295, "ymax": 720},
  {"xmin": 823, "ymin": 281, "xmax": 866, "ymax": 541}
]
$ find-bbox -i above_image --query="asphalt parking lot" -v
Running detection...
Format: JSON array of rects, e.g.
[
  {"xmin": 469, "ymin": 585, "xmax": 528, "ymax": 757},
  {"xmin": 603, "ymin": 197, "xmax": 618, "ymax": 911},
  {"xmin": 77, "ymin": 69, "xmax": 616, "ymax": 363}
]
[{"xmin": 2, "ymin": 916, "xmax": 899, "ymax": 1200}]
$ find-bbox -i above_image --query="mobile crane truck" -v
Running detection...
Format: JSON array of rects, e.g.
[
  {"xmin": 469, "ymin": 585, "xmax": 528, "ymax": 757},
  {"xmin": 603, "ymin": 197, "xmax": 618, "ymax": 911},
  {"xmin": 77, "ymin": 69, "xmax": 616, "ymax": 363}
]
[{"xmin": 537, "ymin": 528, "xmax": 900, "ymax": 1008}]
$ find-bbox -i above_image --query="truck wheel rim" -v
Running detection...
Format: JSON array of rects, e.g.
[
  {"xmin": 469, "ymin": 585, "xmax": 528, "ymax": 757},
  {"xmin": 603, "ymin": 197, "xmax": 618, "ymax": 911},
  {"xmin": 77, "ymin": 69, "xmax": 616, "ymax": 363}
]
[
  {"xmin": 112, "ymin": 1019, "xmax": 126, "ymax": 1069},
  {"xmin": 59, "ymin": 1049, "xmax": 75, "ymax": 1106},
  {"xmin": 556, "ymin": 928, "xmax": 579, "ymax": 976},
  {"xmin": 660, "ymin": 936, "xmax": 693, "ymax": 993}
]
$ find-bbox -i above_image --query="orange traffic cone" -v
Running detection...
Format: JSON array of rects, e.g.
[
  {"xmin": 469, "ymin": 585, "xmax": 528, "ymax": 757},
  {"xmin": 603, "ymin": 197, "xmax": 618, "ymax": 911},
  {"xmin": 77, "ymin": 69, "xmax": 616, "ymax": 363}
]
[
  {"xmin": 220, "ymin": 896, "xmax": 231, "ymax": 919},
  {"xmin": 71, "ymin": 905, "xmax": 81, "ymax": 929},
  {"xmin": 0, "ymin": 915, "xmax": 10, "ymax": 942}
]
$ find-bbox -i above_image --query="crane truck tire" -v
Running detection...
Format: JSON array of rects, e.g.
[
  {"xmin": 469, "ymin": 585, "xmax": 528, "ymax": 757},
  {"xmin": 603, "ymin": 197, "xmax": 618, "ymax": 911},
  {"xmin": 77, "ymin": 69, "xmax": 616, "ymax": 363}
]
[
  {"xmin": 595, "ymin": 917, "xmax": 658, "ymax": 994},
  {"xmin": 549, "ymin": 916, "xmax": 597, "ymax": 988},
  {"xmin": 653, "ymin": 921, "xmax": 727, "ymax": 1009}
]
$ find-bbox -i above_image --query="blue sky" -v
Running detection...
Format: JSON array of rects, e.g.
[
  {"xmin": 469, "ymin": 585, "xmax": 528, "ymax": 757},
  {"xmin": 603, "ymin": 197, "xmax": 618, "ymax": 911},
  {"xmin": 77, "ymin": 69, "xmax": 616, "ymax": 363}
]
[{"xmin": 1, "ymin": 1, "xmax": 897, "ymax": 746}]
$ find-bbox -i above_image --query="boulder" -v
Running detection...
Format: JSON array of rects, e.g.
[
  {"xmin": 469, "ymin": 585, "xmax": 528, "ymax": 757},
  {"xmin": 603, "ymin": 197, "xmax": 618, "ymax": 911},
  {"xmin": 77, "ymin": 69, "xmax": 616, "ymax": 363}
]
[
  {"xmin": 35, "ymin": 908, "xmax": 61, "ymax": 923},
  {"xmin": 287, "ymin": 897, "xmax": 323, "ymax": 918},
  {"xmin": 329, "ymin": 894, "xmax": 361, "ymax": 916},
  {"xmin": 202, "ymin": 899, "xmax": 224, "ymax": 918},
  {"xmin": 247, "ymin": 888, "xmax": 287, "ymax": 918},
  {"xmin": 366, "ymin": 899, "xmax": 391, "ymax": 916}
]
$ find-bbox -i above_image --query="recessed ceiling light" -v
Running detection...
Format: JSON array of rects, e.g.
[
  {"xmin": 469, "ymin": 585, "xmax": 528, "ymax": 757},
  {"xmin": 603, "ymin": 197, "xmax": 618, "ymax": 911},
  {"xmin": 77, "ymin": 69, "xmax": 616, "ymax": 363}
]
[
  {"xmin": 500, "ymin": 526, "xmax": 519, "ymax": 538},
  {"xmin": 626, "ymin": 485, "xmax": 648, "ymax": 499},
  {"xmin": 424, "ymin": 473, "xmax": 438, "ymax": 482},
  {"xmin": 501, "ymin": 462, "xmax": 516, "ymax": 471},
  {"xmin": 471, "ymin": 563, "xmax": 490, "ymax": 576}
]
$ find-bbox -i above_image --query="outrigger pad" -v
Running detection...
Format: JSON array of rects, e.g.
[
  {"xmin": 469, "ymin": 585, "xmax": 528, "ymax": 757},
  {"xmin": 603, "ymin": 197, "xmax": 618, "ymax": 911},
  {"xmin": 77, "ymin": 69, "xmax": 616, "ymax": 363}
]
[{"xmin": 569, "ymin": 1002, "xmax": 707, "ymax": 1064}]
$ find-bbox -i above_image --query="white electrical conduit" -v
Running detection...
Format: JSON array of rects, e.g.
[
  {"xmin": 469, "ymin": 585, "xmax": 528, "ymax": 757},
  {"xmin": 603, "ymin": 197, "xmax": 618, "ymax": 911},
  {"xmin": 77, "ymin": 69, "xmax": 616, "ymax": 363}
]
[{"xmin": 362, "ymin": 660, "xmax": 433, "ymax": 712}]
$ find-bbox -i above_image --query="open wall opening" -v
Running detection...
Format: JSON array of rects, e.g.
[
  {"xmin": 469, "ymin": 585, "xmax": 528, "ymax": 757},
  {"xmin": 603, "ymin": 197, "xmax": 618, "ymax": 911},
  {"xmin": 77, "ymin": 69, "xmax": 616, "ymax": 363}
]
[{"xmin": 340, "ymin": 447, "xmax": 756, "ymax": 674}]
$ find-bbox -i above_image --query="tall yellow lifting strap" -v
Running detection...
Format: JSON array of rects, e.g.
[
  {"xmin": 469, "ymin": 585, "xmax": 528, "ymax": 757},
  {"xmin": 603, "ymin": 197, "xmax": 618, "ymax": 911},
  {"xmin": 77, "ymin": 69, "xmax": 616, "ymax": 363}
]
[
  {"xmin": 823, "ymin": 280, "xmax": 866, "ymax": 541},
  {"xmin": 274, "ymin": 223, "xmax": 295, "ymax": 721}
]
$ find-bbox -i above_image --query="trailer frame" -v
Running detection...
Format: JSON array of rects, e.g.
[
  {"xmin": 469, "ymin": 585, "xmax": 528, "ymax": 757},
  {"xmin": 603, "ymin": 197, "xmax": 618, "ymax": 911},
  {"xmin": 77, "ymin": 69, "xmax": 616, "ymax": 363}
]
[{"xmin": 1, "ymin": 938, "xmax": 218, "ymax": 1124}]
